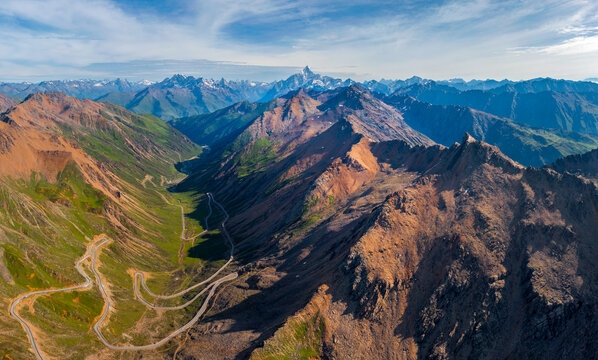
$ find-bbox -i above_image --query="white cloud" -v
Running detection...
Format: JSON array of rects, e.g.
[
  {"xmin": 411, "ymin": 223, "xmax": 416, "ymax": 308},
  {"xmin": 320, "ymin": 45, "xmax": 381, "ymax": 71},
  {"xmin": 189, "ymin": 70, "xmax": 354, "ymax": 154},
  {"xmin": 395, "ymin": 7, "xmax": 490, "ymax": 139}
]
[
  {"xmin": 540, "ymin": 35, "xmax": 598, "ymax": 55},
  {"xmin": 560, "ymin": 25, "xmax": 598, "ymax": 35},
  {"xmin": 0, "ymin": 0, "xmax": 597, "ymax": 81},
  {"xmin": 432, "ymin": 0, "xmax": 491, "ymax": 23}
]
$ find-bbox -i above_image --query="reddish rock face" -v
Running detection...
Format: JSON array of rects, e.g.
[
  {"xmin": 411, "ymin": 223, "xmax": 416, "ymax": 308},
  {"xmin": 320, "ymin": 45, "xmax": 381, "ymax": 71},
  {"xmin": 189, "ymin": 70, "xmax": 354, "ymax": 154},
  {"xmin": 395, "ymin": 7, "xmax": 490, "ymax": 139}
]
[
  {"xmin": 0, "ymin": 93, "xmax": 119, "ymax": 192},
  {"xmin": 335, "ymin": 137, "xmax": 598, "ymax": 359},
  {"xmin": 0, "ymin": 91, "xmax": 194, "ymax": 202},
  {"xmin": 175, "ymin": 86, "xmax": 598, "ymax": 359}
]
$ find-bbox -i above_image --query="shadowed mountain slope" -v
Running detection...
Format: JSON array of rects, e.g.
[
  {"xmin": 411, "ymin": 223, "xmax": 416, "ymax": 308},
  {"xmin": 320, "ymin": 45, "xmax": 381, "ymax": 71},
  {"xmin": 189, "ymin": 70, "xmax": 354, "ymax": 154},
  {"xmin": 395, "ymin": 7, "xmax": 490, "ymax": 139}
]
[
  {"xmin": 546, "ymin": 147, "xmax": 598, "ymax": 182},
  {"xmin": 397, "ymin": 82, "xmax": 598, "ymax": 135},
  {"xmin": 173, "ymin": 104, "xmax": 598, "ymax": 359},
  {"xmin": 168, "ymin": 100, "xmax": 278, "ymax": 146},
  {"xmin": 384, "ymin": 93, "xmax": 598, "ymax": 166}
]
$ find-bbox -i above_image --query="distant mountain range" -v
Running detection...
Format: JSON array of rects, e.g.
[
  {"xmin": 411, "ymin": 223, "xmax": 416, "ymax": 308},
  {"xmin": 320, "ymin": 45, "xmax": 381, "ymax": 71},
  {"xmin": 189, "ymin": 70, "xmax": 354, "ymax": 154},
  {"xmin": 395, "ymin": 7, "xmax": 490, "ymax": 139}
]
[
  {"xmin": 396, "ymin": 81, "xmax": 598, "ymax": 135},
  {"xmin": 96, "ymin": 75, "xmax": 272, "ymax": 120},
  {"xmin": 0, "ymin": 78, "xmax": 150, "ymax": 100},
  {"xmin": 382, "ymin": 92, "xmax": 598, "ymax": 166},
  {"xmin": 170, "ymin": 84, "xmax": 598, "ymax": 167},
  {"xmin": 259, "ymin": 66, "xmax": 355, "ymax": 101},
  {"xmin": 5, "ymin": 68, "xmax": 598, "ymax": 122},
  {"xmin": 95, "ymin": 67, "xmax": 357, "ymax": 119}
]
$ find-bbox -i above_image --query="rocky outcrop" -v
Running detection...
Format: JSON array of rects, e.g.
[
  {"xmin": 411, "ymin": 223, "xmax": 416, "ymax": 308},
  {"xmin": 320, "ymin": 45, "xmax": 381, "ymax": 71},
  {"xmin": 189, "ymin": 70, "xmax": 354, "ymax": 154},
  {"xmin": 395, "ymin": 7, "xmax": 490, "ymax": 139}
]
[
  {"xmin": 333, "ymin": 135, "xmax": 598, "ymax": 359},
  {"xmin": 322, "ymin": 85, "xmax": 434, "ymax": 145}
]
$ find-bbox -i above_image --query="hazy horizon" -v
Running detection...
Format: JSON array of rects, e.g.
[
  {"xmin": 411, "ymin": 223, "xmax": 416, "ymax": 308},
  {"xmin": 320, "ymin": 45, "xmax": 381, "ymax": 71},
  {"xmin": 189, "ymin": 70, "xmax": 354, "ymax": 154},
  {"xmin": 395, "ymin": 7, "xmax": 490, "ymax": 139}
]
[{"xmin": 0, "ymin": 64, "xmax": 596, "ymax": 84}]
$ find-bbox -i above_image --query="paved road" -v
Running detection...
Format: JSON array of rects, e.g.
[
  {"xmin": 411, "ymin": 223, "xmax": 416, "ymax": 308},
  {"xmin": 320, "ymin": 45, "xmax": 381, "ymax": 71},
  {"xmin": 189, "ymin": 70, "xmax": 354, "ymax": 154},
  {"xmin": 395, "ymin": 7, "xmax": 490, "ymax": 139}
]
[
  {"xmin": 9, "ymin": 238, "xmax": 105, "ymax": 360},
  {"xmin": 157, "ymin": 190, "xmax": 212, "ymax": 242},
  {"xmin": 133, "ymin": 274, "xmax": 212, "ymax": 310},
  {"xmin": 207, "ymin": 192, "xmax": 235, "ymax": 257}
]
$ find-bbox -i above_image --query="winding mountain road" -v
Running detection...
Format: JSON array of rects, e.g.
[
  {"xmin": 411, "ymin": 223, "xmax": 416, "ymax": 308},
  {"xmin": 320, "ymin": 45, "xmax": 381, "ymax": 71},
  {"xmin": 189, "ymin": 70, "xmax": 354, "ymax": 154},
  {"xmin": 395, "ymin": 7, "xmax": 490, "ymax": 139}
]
[
  {"xmin": 91, "ymin": 236, "xmax": 237, "ymax": 351},
  {"xmin": 92, "ymin": 191, "xmax": 237, "ymax": 350},
  {"xmin": 10, "ymin": 191, "xmax": 237, "ymax": 358},
  {"xmin": 9, "ymin": 237, "xmax": 105, "ymax": 360},
  {"xmin": 158, "ymin": 189, "xmax": 213, "ymax": 265},
  {"xmin": 136, "ymin": 192, "xmax": 232, "ymax": 300}
]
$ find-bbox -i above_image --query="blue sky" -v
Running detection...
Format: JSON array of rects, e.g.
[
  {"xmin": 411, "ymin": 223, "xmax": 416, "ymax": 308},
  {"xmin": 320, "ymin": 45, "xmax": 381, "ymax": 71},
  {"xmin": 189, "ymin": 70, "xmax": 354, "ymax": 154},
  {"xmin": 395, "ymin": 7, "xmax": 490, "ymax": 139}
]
[{"xmin": 0, "ymin": 0, "xmax": 597, "ymax": 82}]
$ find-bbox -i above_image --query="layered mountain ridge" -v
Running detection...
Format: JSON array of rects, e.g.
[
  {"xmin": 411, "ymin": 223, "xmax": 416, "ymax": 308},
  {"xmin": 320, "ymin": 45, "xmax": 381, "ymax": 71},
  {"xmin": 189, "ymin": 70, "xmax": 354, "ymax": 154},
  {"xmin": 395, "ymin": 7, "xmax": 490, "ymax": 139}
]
[
  {"xmin": 0, "ymin": 94, "xmax": 16, "ymax": 113},
  {"xmin": 172, "ymin": 85, "xmax": 598, "ymax": 167},
  {"xmin": 383, "ymin": 93, "xmax": 598, "ymax": 166},
  {"xmin": 397, "ymin": 81, "xmax": 598, "ymax": 135},
  {"xmin": 169, "ymin": 86, "xmax": 598, "ymax": 358},
  {"xmin": 7, "ymin": 68, "xmax": 598, "ymax": 126},
  {"xmin": 0, "ymin": 78, "xmax": 148, "ymax": 100}
]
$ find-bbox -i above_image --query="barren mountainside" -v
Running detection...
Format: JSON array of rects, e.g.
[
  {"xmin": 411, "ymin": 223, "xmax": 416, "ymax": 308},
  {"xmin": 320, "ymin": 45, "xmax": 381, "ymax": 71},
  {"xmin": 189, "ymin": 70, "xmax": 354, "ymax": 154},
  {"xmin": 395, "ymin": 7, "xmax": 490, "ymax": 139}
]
[{"xmin": 174, "ymin": 126, "xmax": 598, "ymax": 359}]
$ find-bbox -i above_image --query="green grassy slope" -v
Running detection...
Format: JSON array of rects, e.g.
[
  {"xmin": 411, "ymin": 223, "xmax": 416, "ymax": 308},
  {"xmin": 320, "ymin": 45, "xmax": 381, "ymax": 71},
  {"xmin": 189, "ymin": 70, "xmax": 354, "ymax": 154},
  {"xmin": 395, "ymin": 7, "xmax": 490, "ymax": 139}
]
[
  {"xmin": 169, "ymin": 100, "xmax": 277, "ymax": 146},
  {"xmin": 0, "ymin": 97, "xmax": 238, "ymax": 359}
]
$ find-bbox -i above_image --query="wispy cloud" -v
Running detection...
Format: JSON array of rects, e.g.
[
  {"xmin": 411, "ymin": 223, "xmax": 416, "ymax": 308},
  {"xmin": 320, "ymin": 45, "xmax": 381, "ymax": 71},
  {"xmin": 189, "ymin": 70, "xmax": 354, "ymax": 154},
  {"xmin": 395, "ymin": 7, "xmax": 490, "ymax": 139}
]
[
  {"xmin": 506, "ymin": 2, "xmax": 598, "ymax": 57},
  {"xmin": 0, "ymin": 0, "xmax": 597, "ymax": 81},
  {"xmin": 431, "ymin": 0, "xmax": 491, "ymax": 24},
  {"xmin": 539, "ymin": 35, "xmax": 598, "ymax": 55}
]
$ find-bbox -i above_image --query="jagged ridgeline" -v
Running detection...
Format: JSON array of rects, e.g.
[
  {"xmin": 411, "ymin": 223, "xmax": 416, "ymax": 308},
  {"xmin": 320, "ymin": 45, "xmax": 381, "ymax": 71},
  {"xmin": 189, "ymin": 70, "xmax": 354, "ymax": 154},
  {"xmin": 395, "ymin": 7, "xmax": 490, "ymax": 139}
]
[
  {"xmin": 0, "ymin": 92, "xmax": 208, "ymax": 359},
  {"xmin": 166, "ymin": 84, "xmax": 598, "ymax": 359}
]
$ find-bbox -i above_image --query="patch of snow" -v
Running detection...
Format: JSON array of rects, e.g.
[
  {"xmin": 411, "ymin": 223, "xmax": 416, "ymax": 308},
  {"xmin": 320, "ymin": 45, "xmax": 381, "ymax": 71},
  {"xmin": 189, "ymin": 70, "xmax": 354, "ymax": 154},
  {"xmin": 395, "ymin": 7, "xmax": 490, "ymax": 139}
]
[{"xmin": 202, "ymin": 78, "xmax": 216, "ymax": 89}]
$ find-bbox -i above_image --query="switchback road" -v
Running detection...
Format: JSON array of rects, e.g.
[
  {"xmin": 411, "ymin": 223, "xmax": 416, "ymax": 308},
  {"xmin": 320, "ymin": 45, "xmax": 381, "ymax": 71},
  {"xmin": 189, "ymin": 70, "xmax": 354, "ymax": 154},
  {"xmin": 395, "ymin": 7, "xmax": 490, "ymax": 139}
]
[
  {"xmin": 92, "ymin": 192, "xmax": 237, "ymax": 350},
  {"xmin": 10, "ymin": 191, "xmax": 237, "ymax": 358},
  {"xmin": 9, "ymin": 237, "xmax": 106, "ymax": 360}
]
